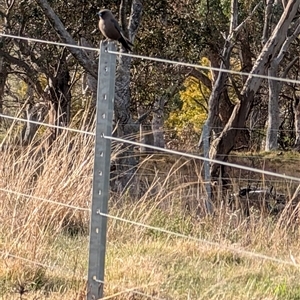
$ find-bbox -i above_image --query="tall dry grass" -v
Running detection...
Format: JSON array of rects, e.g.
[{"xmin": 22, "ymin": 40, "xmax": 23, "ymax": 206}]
[
  {"xmin": 1, "ymin": 125, "xmax": 300, "ymax": 299},
  {"xmin": 0, "ymin": 128, "xmax": 96, "ymax": 298}
]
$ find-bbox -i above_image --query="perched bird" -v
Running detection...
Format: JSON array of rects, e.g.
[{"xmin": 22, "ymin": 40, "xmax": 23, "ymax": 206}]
[{"xmin": 97, "ymin": 9, "xmax": 133, "ymax": 52}]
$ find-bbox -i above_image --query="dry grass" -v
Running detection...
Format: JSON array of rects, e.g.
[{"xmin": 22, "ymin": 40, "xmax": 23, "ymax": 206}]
[{"xmin": 1, "ymin": 129, "xmax": 300, "ymax": 299}]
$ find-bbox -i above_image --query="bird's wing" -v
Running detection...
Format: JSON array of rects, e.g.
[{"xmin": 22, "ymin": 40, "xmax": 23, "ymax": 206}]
[
  {"xmin": 111, "ymin": 18, "xmax": 123, "ymax": 35},
  {"xmin": 111, "ymin": 18, "xmax": 134, "ymax": 46}
]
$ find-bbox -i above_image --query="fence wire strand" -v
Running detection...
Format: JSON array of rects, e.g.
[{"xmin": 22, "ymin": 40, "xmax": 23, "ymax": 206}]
[
  {"xmin": 0, "ymin": 250, "xmax": 87, "ymax": 281},
  {"xmin": 2, "ymin": 33, "xmax": 300, "ymax": 84},
  {"xmin": 102, "ymin": 283, "xmax": 164, "ymax": 300},
  {"xmin": 107, "ymin": 50, "xmax": 300, "ymax": 85},
  {"xmin": 2, "ymin": 187, "xmax": 298, "ymax": 270},
  {"xmin": 1, "ymin": 112, "xmax": 298, "ymax": 181},
  {"xmin": 0, "ymin": 113, "xmax": 95, "ymax": 136},
  {"xmin": 0, "ymin": 33, "xmax": 98, "ymax": 52},
  {"xmin": 0, "ymin": 250, "xmax": 55, "ymax": 270},
  {"xmin": 0, "ymin": 188, "xmax": 90, "ymax": 211},
  {"xmin": 99, "ymin": 211, "xmax": 299, "ymax": 268},
  {"xmin": 104, "ymin": 135, "xmax": 300, "ymax": 182}
]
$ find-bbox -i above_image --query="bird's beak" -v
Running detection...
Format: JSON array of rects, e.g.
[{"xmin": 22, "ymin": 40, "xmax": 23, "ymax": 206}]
[{"xmin": 96, "ymin": 12, "xmax": 101, "ymax": 17}]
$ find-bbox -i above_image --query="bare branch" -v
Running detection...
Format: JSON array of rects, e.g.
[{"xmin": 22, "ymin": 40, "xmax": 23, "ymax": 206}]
[
  {"xmin": 233, "ymin": 1, "xmax": 263, "ymax": 37},
  {"xmin": 192, "ymin": 70, "xmax": 212, "ymax": 90},
  {"xmin": 262, "ymin": 0, "xmax": 275, "ymax": 45},
  {"xmin": 0, "ymin": 49, "xmax": 45, "ymax": 97},
  {"xmin": 128, "ymin": 0, "xmax": 143, "ymax": 42},
  {"xmin": 229, "ymin": 0, "xmax": 238, "ymax": 34},
  {"xmin": 275, "ymin": 19, "xmax": 300, "ymax": 63},
  {"xmin": 283, "ymin": 56, "xmax": 299, "ymax": 78},
  {"xmin": 35, "ymin": 0, "xmax": 97, "ymax": 79}
]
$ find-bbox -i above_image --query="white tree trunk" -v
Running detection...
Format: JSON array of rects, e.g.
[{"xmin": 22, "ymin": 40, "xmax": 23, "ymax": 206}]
[
  {"xmin": 294, "ymin": 97, "xmax": 300, "ymax": 150},
  {"xmin": 265, "ymin": 19, "xmax": 300, "ymax": 151},
  {"xmin": 265, "ymin": 66, "xmax": 280, "ymax": 151}
]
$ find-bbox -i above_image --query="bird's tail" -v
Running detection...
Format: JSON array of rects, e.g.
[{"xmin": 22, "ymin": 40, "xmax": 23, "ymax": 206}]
[{"xmin": 118, "ymin": 36, "xmax": 133, "ymax": 52}]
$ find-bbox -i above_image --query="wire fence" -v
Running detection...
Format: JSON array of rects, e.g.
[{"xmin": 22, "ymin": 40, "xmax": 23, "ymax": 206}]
[
  {"xmin": 2, "ymin": 33, "xmax": 300, "ymax": 84},
  {"xmin": 1, "ymin": 32, "xmax": 300, "ymax": 299},
  {"xmin": 1, "ymin": 182, "xmax": 299, "ymax": 267}
]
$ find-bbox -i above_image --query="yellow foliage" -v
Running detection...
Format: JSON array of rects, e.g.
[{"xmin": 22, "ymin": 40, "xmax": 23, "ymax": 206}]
[
  {"xmin": 38, "ymin": 74, "xmax": 48, "ymax": 89},
  {"xmin": 165, "ymin": 57, "xmax": 210, "ymax": 136},
  {"xmin": 17, "ymin": 74, "xmax": 47, "ymax": 99},
  {"xmin": 17, "ymin": 81, "xmax": 28, "ymax": 98}
]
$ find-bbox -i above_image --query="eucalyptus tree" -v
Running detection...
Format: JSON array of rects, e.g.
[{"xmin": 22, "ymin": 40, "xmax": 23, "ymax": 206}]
[{"xmin": 208, "ymin": 0, "xmax": 300, "ymax": 178}]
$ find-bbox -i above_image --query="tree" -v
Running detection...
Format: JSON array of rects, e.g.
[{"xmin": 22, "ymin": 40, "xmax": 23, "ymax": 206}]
[{"xmin": 209, "ymin": 0, "xmax": 300, "ymax": 178}]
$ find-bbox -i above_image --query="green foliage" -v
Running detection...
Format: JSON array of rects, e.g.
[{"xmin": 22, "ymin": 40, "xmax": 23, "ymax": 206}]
[{"xmin": 274, "ymin": 282, "xmax": 300, "ymax": 300}]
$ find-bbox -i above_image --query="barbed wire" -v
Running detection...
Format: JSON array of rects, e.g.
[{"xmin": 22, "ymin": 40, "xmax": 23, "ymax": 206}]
[
  {"xmin": 99, "ymin": 211, "xmax": 299, "ymax": 268},
  {"xmin": 104, "ymin": 135, "xmax": 300, "ymax": 182},
  {"xmin": 0, "ymin": 188, "xmax": 90, "ymax": 211},
  {"xmin": 0, "ymin": 113, "xmax": 95, "ymax": 136},
  {"xmin": 1, "ymin": 33, "xmax": 300, "ymax": 84}
]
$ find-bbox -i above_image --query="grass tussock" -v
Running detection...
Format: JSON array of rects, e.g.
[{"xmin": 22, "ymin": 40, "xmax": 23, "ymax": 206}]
[{"xmin": 1, "ymin": 129, "xmax": 300, "ymax": 299}]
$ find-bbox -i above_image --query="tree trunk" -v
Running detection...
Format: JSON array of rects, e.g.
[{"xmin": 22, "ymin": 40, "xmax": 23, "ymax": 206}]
[
  {"xmin": 210, "ymin": 0, "xmax": 300, "ymax": 177},
  {"xmin": 293, "ymin": 96, "xmax": 300, "ymax": 151},
  {"xmin": 46, "ymin": 51, "xmax": 71, "ymax": 143},
  {"xmin": 262, "ymin": 0, "xmax": 275, "ymax": 46},
  {"xmin": 265, "ymin": 66, "xmax": 280, "ymax": 150},
  {"xmin": 0, "ymin": 57, "xmax": 7, "ymax": 124},
  {"xmin": 265, "ymin": 20, "xmax": 300, "ymax": 151},
  {"xmin": 152, "ymin": 96, "xmax": 165, "ymax": 148},
  {"xmin": 20, "ymin": 102, "xmax": 48, "ymax": 145},
  {"xmin": 111, "ymin": 0, "xmax": 143, "ymax": 193},
  {"xmin": 80, "ymin": 38, "xmax": 98, "ymax": 103},
  {"xmin": 137, "ymin": 105, "xmax": 154, "ymax": 153}
]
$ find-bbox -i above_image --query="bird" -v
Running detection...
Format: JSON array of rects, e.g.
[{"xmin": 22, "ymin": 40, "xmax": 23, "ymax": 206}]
[{"xmin": 97, "ymin": 9, "xmax": 133, "ymax": 52}]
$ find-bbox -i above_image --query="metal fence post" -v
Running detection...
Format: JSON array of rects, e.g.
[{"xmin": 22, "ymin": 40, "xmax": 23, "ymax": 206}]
[
  {"xmin": 203, "ymin": 124, "xmax": 213, "ymax": 214},
  {"xmin": 87, "ymin": 41, "xmax": 116, "ymax": 300}
]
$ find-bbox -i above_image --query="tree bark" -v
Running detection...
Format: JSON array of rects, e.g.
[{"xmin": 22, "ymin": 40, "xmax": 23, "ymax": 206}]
[
  {"xmin": 80, "ymin": 38, "xmax": 97, "ymax": 103},
  {"xmin": 137, "ymin": 105, "xmax": 154, "ymax": 153}
]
